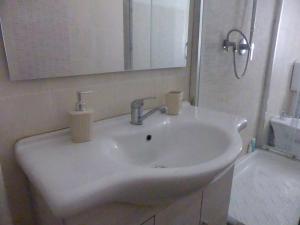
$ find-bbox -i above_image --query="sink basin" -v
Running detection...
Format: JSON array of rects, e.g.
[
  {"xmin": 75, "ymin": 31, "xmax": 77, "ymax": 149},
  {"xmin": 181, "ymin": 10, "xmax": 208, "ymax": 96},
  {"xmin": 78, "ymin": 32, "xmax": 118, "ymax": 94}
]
[
  {"xmin": 110, "ymin": 123, "xmax": 231, "ymax": 168},
  {"xmin": 15, "ymin": 102, "xmax": 247, "ymax": 218}
]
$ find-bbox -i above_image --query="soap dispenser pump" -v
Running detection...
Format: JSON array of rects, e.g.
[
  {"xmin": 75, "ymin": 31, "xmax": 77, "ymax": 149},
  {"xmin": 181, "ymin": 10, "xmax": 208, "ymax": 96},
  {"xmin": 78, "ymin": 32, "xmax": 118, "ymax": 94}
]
[{"xmin": 69, "ymin": 91, "xmax": 94, "ymax": 143}]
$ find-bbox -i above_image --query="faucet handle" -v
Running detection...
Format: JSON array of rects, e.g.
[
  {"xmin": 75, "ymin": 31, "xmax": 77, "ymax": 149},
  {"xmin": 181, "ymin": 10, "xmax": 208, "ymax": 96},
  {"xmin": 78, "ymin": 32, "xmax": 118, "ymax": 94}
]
[{"xmin": 131, "ymin": 97, "xmax": 156, "ymax": 108}]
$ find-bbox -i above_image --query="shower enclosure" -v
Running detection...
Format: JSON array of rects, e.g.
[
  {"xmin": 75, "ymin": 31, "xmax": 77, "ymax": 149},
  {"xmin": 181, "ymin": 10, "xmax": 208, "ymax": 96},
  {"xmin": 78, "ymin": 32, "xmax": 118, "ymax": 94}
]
[
  {"xmin": 267, "ymin": 64, "xmax": 300, "ymax": 160},
  {"xmin": 259, "ymin": 0, "xmax": 300, "ymax": 161}
]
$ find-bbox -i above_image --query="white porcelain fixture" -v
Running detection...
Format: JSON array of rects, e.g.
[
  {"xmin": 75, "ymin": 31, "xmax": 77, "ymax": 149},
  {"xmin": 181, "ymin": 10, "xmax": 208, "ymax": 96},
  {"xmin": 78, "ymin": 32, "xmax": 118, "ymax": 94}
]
[
  {"xmin": 15, "ymin": 103, "xmax": 247, "ymax": 218},
  {"xmin": 270, "ymin": 116, "xmax": 300, "ymax": 159}
]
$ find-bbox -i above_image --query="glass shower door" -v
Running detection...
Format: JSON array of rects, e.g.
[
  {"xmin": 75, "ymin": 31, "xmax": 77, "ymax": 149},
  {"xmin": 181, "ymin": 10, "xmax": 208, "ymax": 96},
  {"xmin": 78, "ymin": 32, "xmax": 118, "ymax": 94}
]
[{"xmin": 289, "ymin": 90, "xmax": 300, "ymax": 160}]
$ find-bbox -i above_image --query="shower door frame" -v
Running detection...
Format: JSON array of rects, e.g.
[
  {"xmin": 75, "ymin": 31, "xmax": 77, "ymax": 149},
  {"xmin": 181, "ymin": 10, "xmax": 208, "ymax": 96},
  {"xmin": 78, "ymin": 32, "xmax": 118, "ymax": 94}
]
[{"xmin": 188, "ymin": 0, "xmax": 204, "ymax": 105}]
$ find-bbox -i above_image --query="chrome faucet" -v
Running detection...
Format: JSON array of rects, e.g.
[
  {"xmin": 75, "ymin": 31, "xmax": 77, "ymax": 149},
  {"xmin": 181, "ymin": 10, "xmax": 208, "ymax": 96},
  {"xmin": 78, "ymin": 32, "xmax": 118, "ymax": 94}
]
[{"xmin": 130, "ymin": 97, "xmax": 167, "ymax": 125}]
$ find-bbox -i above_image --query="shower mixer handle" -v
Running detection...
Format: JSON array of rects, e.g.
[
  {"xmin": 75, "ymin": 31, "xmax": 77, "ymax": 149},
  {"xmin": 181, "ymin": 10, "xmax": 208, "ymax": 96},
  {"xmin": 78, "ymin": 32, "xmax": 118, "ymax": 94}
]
[
  {"xmin": 223, "ymin": 38, "xmax": 250, "ymax": 54},
  {"xmin": 239, "ymin": 38, "xmax": 251, "ymax": 56},
  {"xmin": 223, "ymin": 39, "xmax": 237, "ymax": 51},
  {"xmin": 222, "ymin": 0, "xmax": 257, "ymax": 78},
  {"xmin": 222, "ymin": 29, "xmax": 251, "ymax": 79}
]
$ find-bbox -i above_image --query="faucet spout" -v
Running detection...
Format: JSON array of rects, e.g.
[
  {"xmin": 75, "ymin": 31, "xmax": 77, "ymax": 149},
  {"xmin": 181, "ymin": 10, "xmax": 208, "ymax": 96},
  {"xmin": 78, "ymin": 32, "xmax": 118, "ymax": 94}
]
[{"xmin": 141, "ymin": 106, "xmax": 167, "ymax": 121}]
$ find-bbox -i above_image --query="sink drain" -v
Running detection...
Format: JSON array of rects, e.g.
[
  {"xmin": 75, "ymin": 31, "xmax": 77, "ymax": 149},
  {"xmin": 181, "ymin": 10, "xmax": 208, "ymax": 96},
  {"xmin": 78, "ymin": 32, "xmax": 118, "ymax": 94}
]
[{"xmin": 146, "ymin": 135, "xmax": 152, "ymax": 141}]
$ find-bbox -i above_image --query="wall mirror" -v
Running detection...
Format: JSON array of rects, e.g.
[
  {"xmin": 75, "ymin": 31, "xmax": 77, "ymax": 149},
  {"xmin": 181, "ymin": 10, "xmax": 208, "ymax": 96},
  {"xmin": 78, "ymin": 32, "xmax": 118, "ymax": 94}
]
[{"xmin": 0, "ymin": 0, "xmax": 190, "ymax": 81}]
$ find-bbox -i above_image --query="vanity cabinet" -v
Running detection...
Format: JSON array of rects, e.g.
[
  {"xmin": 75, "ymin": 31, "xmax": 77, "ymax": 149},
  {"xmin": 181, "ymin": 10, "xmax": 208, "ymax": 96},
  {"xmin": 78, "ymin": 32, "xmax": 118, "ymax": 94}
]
[
  {"xmin": 200, "ymin": 166, "xmax": 234, "ymax": 225},
  {"xmin": 155, "ymin": 188, "xmax": 203, "ymax": 225},
  {"xmin": 32, "ymin": 166, "xmax": 234, "ymax": 225},
  {"xmin": 153, "ymin": 166, "xmax": 234, "ymax": 225}
]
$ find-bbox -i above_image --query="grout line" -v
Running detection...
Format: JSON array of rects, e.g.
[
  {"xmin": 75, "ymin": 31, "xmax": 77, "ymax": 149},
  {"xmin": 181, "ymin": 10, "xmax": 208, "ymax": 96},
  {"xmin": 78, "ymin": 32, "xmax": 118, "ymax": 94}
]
[{"xmin": 140, "ymin": 215, "xmax": 155, "ymax": 225}]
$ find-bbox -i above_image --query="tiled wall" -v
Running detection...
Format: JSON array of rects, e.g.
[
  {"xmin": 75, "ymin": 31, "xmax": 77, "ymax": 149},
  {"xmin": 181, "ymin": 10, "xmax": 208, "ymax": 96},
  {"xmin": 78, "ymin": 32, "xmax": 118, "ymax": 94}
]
[
  {"xmin": 197, "ymin": 0, "xmax": 277, "ymax": 150},
  {"xmin": 0, "ymin": 33, "xmax": 190, "ymax": 224}
]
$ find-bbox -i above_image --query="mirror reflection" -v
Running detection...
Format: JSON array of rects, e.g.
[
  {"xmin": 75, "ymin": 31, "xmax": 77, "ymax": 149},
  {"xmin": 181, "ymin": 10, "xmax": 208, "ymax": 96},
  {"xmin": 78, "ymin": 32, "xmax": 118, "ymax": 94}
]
[{"xmin": 0, "ymin": 0, "xmax": 190, "ymax": 80}]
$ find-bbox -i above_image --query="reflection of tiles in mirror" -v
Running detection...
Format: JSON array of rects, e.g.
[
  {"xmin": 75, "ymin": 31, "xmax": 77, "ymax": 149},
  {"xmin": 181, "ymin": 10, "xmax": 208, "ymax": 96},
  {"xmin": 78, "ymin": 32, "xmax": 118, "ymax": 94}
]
[
  {"xmin": 1, "ymin": 0, "xmax": 190, "ymax": 80},
  {"xmin": 229, "ymin": 150, "xmax": 300, "ymax": 225}
]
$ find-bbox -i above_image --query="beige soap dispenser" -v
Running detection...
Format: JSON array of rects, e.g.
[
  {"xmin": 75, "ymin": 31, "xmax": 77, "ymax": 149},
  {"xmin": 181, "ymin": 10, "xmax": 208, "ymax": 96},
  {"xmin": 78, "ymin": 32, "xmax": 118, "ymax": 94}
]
[{"xmin": 69, "ymin": 91, "xmax": 94, "ymax": 143}]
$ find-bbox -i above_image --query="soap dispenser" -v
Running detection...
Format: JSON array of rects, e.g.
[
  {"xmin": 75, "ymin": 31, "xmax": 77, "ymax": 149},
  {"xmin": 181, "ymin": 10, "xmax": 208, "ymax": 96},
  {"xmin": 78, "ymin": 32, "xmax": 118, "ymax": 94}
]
[{"xmin": 69, "ymin": 91, "xmax": 94, "ymax": 143}]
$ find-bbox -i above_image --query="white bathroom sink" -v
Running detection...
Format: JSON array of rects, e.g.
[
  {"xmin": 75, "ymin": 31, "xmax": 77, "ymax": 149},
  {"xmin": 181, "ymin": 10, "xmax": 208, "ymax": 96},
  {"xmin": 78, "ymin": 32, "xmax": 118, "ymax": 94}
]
[
  {"xmin": 111, "ymin": 123, "xmax": 231, "ymax": 168},
  {"xmin": 15, "ymin": 102, "xmax": 246, "ymax": 218}
]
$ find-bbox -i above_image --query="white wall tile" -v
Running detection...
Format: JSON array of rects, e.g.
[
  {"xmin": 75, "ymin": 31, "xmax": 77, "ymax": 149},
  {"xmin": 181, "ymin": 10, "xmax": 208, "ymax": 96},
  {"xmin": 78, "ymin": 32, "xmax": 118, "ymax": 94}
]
[{"xmin": 198, "ymin": 0, "xmax": 277, "ymax": 150}]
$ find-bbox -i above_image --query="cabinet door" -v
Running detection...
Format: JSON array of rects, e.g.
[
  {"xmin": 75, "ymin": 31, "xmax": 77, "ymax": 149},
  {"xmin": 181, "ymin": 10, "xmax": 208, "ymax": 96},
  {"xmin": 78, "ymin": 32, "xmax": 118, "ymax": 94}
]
[
  {"xmin": 155, "ymin": 189, "xmax": 203, "ymax": 225},
  {"xmin": 200, "ymin": 166, "xmax": 234, "ymax": 225},
  {"xmin": 65, "ymin": 204, "xmax": 158, "ymax": 225}
]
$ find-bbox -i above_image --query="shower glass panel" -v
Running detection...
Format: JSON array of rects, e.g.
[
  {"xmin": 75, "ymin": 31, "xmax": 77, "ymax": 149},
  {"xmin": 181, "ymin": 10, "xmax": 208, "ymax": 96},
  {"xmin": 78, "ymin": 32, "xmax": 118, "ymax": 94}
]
[
  {"xmin": 263, "ymin": 1, "xmax": 300, "ymax": 161},
  {"xmin": 290, "ymin": 91, "xmax": 300, "ymax": 159},
  {"xmin": 269, "ymin": 74, "xmax": 300, "ymax": 160}
]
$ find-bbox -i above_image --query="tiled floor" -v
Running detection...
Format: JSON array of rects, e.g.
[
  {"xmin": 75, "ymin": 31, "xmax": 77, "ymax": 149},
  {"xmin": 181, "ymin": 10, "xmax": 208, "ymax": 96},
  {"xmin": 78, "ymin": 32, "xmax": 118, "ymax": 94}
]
[{"xmin": 229, "ymin": 150, "xmax": 300, "ymax": 225}]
